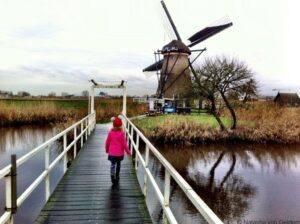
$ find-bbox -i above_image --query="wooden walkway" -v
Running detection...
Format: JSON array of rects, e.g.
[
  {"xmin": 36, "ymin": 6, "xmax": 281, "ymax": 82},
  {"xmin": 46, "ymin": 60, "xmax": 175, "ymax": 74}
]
[{"xmin": 36, "ymin": 124, "xmax": 152, "ymax": 224}]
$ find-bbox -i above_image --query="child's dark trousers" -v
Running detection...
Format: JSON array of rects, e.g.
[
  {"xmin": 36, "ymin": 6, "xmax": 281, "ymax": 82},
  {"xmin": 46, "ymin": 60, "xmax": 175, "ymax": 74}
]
[{"xmin": 108, "ymin": 155, "xmax": 124, "ymax": 183}]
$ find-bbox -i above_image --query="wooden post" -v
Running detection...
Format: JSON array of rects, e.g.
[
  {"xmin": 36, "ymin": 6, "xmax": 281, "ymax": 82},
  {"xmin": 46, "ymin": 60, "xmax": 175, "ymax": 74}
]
[
  {"xmin": 89, "ymin": 85, "xmax": 95, "ymax": 134},
  {"xmin": 5, "ymin": 173, "xmax": 12, "ymax": 224},
  {"xmin": 63, "ymin": 134, "xmax": 67, "ymax": 174},
  {"xmin": 11, "ymin": 155, "xmax": 17, "ymax": 215},
  {"xmin": 87, "ymin": 116, "xmax": 90, "ymax": 136},
  {"xmin": 130, "ymin": 126, "xmax": 134, "ymax": 155},
  {"xmin": 45, "ymin": 145, "xmax": 50, "ymax": 202},
  {"xmin": 127, "ymin": 124, "xmax": 130, "ymax": 146},
  {"xmin": 122, "ymin": 82, "xmax": 127, "ymax": 116},
  {"xmin": 93, "ymin": 112, "xmax": 96, "ymax": 131},
  {"xmin": 73, "ymin": 127, "xmax": 77, "ymax": 159},
  {"xmin": 163, "ymin": 170, "xmax": 171, "ymax": 224},
  {"xmin": 80, "ymin": 122, "xmax": 83, "ymax": 147},
  {"xmin": 5, "ymin": 155, "xmax": 17, "ymax": 223},
  {"xmin": 143, "ymin": 146, "xmax": 149, "ymax": 197},
  {"xmin": 85, "ymin": 119, "xmax": 88, "ymax": 140},
  {"xmin": 91, "ymin": 86, "xmax": 95, "ymax": 114},
  {"xmin": 135, "ymin": 135, "xmax": 139, "ymax": 171},
  {"xmin": 88, "ymin": 89, "xmax": 91, "ymax": 115},
  {"xmin": 123, "ymin": 118, "xmax": 127, "ymax": 138}
]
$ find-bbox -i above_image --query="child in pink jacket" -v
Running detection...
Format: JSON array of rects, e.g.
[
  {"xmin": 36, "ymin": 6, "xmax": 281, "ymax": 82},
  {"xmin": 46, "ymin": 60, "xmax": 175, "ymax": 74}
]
[{"xmin": 105, "ymin": 116, "xmax": 131, "ymax": 184}]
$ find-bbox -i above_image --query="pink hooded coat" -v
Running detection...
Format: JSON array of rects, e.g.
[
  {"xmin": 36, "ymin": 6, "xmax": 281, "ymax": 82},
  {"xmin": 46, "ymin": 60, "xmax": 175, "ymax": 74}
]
[{"xmin": 105, "ymin": 130, "xmax": 131, "ymax": 156}]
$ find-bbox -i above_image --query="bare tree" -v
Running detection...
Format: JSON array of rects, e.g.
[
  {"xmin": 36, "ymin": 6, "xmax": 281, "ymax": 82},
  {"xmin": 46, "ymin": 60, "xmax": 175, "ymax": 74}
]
[
  {"xmin": 239, "ymin": 78, "xmax": 258, "ymax": 103},
  {"xmin": 192, "ymin": 56, "xmax": 257, "ymax": 130},
  {"xmin": 191, "ymin": 64, "xmax": 226, "ymax": 130}
]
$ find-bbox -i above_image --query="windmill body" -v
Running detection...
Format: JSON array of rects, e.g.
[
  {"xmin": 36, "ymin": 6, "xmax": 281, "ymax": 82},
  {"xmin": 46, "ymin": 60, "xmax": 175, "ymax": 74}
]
[{"xmin": 160, "ymin": 40, "xmax": 192, "ymax": 98}]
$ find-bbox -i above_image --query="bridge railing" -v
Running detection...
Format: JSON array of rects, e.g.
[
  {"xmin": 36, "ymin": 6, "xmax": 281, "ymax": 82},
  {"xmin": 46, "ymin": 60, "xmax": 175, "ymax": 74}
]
[
  {"xmin": 0, "ymin": 112, "xmax": 96, "ymax": 224},
  {"xmin": 123, "ymin": 115, "xmax": 223, "ymax": 224}
]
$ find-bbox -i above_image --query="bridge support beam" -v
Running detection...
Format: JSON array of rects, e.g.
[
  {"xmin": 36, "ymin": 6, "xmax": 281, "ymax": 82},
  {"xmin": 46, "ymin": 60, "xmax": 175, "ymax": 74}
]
[
  {"xmin": 89, "ymin": 80, "xmax": 127, "ymax": 118},
  {"xmin": 122, "ymin": 82, "xmax": 127, "ymax": 116}
]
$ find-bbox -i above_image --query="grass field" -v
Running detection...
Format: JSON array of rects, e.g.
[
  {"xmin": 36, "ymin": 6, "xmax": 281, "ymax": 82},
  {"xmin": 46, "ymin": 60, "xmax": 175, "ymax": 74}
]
[{"xmin": 134, "ymin": 114, "xmax": 231, "ymax": 133}]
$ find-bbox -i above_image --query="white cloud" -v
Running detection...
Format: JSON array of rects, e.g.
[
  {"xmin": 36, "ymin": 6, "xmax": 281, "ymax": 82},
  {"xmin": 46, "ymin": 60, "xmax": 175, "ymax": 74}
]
[{"xmin": 0, "ymin": 0, "xmax": 299, "ymax": 96}]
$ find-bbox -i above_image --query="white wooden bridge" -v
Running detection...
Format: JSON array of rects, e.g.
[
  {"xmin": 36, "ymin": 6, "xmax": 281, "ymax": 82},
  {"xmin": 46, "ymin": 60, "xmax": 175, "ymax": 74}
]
[{"xmin": 0, "ymin": 81, "xmax": 223, "ymax": 224}]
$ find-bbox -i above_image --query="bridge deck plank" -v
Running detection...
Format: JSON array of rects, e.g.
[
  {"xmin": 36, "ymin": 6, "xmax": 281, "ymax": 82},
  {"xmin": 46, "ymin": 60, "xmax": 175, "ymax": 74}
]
[{"xmin": 35, "ymin": 124, "xmax": 152, "ymax": 224}]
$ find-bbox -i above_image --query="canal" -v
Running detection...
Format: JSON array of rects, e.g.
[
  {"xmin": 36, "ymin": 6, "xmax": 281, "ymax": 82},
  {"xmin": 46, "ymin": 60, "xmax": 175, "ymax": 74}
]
[
  {"xmin": 137, "ymin": 143, "xmax": 300, "ymax": 223},
  {"xmin": 0, "ymin": 125, "xmax": 64, "ymax": 224},
  {"xmin": 1, "ymin": 126, "xmax": 300, "ymax": 223}
]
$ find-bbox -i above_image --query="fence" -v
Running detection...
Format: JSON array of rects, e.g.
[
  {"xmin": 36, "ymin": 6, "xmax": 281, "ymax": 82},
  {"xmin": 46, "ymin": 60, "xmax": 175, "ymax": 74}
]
[
  {"xmin": 0, "ymin": 113, "xmax": 96, "ymax": 224},
  {"xmin": 123, "ymin": 114, "xmax": 223, "ymax": 224}
]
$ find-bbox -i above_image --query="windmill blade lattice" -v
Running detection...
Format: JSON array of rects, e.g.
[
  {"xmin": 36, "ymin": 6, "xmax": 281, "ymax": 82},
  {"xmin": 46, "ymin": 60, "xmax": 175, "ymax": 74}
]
[
  {"xmin": 188, "ymin": 16, "xmax": 233, "ymax": 47},
  {"xmin": 156, "ymin": 1, "xmax": 177, "ymax": 41}
]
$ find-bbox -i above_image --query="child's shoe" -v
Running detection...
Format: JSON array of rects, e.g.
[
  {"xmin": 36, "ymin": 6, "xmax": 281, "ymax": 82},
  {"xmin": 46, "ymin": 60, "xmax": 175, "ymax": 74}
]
[{"xmin": 111, "ymin": 175, "xmax": 115, "ymax": 184}]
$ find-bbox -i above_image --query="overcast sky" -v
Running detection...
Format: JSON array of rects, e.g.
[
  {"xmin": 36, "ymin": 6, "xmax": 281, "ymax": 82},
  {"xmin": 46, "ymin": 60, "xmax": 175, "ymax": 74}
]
[{"xmin": 0, "ymin": 0, "xmax": 299, "ymax": 96}]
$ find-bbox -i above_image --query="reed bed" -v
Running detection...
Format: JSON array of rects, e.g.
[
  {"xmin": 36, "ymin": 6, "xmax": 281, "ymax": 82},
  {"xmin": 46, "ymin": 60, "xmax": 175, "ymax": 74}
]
[
  {"xmin": 95, "ymin": 100, "xmax": 147, "ymax": 123},
  {"xmin": 232, "ymin": 102, "xmax": 300, "ymax": 143},
  {"xmin": 0, "ymin": 101, "xmax": 83, "ymax": 126},
  {"xmin": 134, "ymin": 103, "xmax": 300, "ymax": 144},
  {"xmin": 0, "ymin": 98, "xmax": 147, "ymax": 126}
]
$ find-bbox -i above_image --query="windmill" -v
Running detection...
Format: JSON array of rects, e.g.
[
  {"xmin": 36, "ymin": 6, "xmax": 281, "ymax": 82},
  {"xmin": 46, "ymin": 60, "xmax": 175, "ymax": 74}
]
[{"xmin": 143, "ymin": 0, "xmax": 233, "ymax": 99}]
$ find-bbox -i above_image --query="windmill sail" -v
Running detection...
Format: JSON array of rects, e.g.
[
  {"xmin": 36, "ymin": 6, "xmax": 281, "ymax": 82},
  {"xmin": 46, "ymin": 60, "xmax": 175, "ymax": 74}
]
[
  {"xmin": 188, "ymin": 17, "xmax": 233, "ymax": 47},
  {"xmin": 143, "ymin": 59, "xmax": 163, "ymax": 72},
  {"xmin": 143, "ymin": 3, "xmax": 233, "ymax": 99},
  {"xmin": 160, "ymin": 0, "xmax": 182, "ymax": 41}
]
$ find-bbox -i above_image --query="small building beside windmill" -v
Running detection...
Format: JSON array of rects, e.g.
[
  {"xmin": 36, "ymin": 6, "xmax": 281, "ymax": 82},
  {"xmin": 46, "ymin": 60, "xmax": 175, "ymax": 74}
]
[{"xmin": 274, "ymin": 92, "xmax": 300, "ymax": 106}]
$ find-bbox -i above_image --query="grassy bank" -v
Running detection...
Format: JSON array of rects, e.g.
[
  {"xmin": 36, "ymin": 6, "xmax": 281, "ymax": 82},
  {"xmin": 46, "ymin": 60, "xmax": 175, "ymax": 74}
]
[
  {"xmin": 133, "ymin": 103, "xmax": 300, "ymax": 144},
  {"xmin": 0, "ymin": 98, "xmax": 147, "ymax": 126},
  {"xmin": 134, "ymin": 114, "xmax": 232, "ymax": 133}
]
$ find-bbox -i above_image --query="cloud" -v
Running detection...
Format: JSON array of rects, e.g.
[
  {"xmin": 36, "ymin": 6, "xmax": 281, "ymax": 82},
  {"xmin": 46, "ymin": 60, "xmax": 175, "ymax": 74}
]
[
  {"xmin": 0, "ymin": 0, "xmax": 299, "ymax": 97},
  {"xmin": 0, "ymin": 56, "xmax": 157, "ymax": 96},
  {"xmin": 14, "ymin": 23, "xmax": 62, "ymax": 39}
]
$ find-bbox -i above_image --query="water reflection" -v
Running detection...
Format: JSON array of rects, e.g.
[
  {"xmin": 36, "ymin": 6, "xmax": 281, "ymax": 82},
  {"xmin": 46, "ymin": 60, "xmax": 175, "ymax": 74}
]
[
  {"xmin": 0, "ymin": 125, "xmax": 64, "ymax": 224},
  {"xmin": 0, "ymin": 126, "xmax": 58, "ymax": 167},
  {"xmin": 187, "ymin": 150, "xmax": 255, "ymax": 222},
  {"xmin": 153, "ymin": 144, "xmax": 300, "ymax": 223}
]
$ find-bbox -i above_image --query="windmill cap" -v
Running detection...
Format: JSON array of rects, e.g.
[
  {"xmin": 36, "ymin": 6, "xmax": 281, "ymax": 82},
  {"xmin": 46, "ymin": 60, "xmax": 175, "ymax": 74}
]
[{"xmin": 162, "ymin": 40, "xmax": 191, "ymax": 55}]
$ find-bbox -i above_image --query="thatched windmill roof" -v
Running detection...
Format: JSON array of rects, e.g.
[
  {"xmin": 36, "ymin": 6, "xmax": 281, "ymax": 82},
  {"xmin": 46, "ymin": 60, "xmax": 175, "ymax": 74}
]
[{"xmin": 162, "ymin": 40, "xmax": 191, "ymax": 54}]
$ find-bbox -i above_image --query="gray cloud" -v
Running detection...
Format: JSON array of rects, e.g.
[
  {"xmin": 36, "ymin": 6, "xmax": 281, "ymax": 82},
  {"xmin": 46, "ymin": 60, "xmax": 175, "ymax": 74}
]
[
  {"xmin": 0, "ymin": 0, "xmax": 299, "ymax": 97},
  {"xmin": 14, "ymin": 23, "xmax": 62, "ymax": 39},
  {"xmin": 0, "ymin": 56, "xmax": 157, "ymax": 96}
]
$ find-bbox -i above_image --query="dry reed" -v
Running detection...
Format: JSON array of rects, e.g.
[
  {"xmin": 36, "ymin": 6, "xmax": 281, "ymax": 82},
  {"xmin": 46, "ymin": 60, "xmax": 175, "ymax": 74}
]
[
  {"xmin": 95, "ymin": 100, "xmax": 147, "ymax": 122},
  {"xmin": 0, "ymin": 99, "xmax": 147, "ymax": 126},
  {"xmin": 0, "ymin": 101, "xmax": 84, "ymax": 126},
  {"xmin": 232, "ymin": 102, "xmax": 300, "ymax": 143},
  {"xmin": 135, "ymin": 102, "xmax": 300, "ymax": 144}
]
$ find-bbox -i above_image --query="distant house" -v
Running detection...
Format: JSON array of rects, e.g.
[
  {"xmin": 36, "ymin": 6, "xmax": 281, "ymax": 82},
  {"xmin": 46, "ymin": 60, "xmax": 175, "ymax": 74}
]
[
  {"xmin": 274, "ymin": 92, "xmax": 300, "ymax": 106},
  {"xmin": 64, "ymin": 94, "xmax": 74, "ymax": 98},
  {"xmin": 17, "ymin": 91, "xmax": 31, "ymax": 97},
  {"xmin": 0, "ymin": 90, "xmax": 13, "ymax": 98},
  {"xmin": 99, "ymin": 92, "xmax": 108, "ymax": 97}
]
